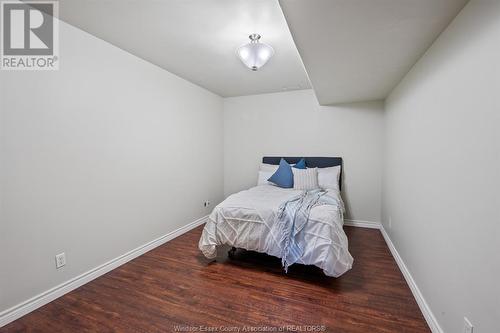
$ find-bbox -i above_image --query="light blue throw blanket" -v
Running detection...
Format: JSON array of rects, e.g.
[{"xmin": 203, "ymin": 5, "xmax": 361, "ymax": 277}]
[{"xmin": 277, "ymin": 189, "xmax": 343, "ymax": 272}]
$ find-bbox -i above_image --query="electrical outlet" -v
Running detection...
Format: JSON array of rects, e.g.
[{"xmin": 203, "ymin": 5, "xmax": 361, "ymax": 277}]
[
  {"xmin": 464, "ymin": 317, "xmax": 473, "ymax": 333},
  {"xmin": 203, "ymin": 200, "xmax": 211, "ymax": 207},
  {"xmin": 55, "ymin": 253, "xmax": 66, "ymax": 269}
]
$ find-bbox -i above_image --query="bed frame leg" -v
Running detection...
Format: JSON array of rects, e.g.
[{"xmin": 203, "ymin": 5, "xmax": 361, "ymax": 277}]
[{"xmin": 228, "ymin": 247, "xmax": 236, "ymax": 258}]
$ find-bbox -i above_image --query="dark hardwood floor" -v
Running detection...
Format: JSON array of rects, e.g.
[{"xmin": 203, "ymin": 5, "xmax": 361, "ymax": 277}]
[{"xmin": 1, "ymin": 225, "xmax": 430, "ymax": 333}]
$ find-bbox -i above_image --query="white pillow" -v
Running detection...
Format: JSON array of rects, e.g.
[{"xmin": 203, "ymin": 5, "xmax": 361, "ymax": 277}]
[
  {"xmin": 260, "ymin": 163, "xmax": 279, "ymax": 172},
  {"xmin": 257, "ymin": 170, "xmax": 274, "ymax": 185},
  {"xmin": 292, "ymin": 168, "xmax": 319, "ymax": 190},
  {"xmin": 317, "ymin": 166, "xmax": 341, "ymax": 191}
]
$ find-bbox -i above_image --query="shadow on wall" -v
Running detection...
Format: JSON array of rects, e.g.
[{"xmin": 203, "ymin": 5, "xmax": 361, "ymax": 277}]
[{"xmin": 340, "ymin": 169, "xmax": 353, "ymax": 219}]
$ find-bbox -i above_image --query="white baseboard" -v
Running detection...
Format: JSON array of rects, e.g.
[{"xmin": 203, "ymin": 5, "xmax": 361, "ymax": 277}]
[
  {"xmin": 0, "ymin": 216, "xmax": 441, "ymax": 333},
  {"xmin": 344, "ymin": 220, "xmax": 442, "ymax": 332},
  {"xmin": 344, "ymin": 219, "xmax": 381, "ymax": 229},
  {"xmin": 379, "ymin": 225, "xmax": 443, "ymax": 333},
  {"xmin": 0, "ymin": 215, "xmax": 208, "ymax": 328}
]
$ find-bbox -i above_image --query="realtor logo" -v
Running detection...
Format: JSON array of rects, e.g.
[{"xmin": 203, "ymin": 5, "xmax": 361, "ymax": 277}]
[{"xmin": 1, "ymin": 0, "xmax": 59, "ymax": 70}]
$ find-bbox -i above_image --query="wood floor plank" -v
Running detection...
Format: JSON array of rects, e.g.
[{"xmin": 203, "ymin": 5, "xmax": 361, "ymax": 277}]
[{"xmin": 1, "ymin": 225, "xmax": 430, "ymax": 333}]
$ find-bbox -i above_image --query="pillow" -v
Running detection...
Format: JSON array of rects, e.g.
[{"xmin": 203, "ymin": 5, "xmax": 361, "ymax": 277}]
[
  {"xmin": 267, "ymin": 158, "xmax": 294, "ymax": 188},
  {"xmin": 292, "ymin": 168, "xmax": 319, "ymax": 190},
  {"xmin": 293, "ymin": 158, "xmax": 306, "ymax": 169},
  {"xmin": 257, "ymin": 170, "xmax": 274, "ymax": 185},
  {"xmin": 317, "ymin": 165, "xmax": 341, "ymax": 191},
  {"xmin": 260, "ymin": 163, "xmax": 279, "ymax": 172},
  {"xmin": 258, "ymin": 159, "xmax": 305, "ymax": 185}
]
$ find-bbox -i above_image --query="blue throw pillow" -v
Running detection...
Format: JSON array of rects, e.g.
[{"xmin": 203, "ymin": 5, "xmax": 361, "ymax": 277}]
[
  {"xmin": 293, "ymin": 158, "xmax": 306, "ymax": 169},
  {"xmin": 268, "ymin": 158, "xmax": 294, "ymax": 188}
]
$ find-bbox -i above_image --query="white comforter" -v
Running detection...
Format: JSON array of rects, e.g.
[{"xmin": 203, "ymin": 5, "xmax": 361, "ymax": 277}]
[{"xmin": 199, "ymin": 185, "xmax": 353, "ymax": 277}]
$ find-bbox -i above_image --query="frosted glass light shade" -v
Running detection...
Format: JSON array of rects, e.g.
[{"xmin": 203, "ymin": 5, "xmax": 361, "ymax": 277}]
[{"xmin": 236, "ymin": 34, "xmax": 274, "ymax": 71}]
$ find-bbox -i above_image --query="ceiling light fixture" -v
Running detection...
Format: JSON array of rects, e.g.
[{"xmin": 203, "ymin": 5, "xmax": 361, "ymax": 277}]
[{"xmin": 236, "ymin": 34, "xmax": 274, "ymax": 71}]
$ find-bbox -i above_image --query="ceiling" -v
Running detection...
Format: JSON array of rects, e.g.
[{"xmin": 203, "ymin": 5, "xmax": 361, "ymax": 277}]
[
  {"xmin": 56, "ymin": 0, "xmax": 469, "ymax": 103},
  {"xmin": 57, "ymin": 0, "xmax": 311, "ymax": 97},
  {"xmin": 279, "ymin": 0, "xmax": 469, "ymax": 105}
]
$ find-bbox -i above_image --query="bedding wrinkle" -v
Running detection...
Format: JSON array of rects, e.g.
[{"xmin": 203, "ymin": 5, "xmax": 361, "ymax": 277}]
[
  {"xmin": 277, "ymin": 189, "xmax": 344, "ymax": 272},
  {"xmin": 199, "ymin": 185, "xmax": 353, "ymax": 277}
]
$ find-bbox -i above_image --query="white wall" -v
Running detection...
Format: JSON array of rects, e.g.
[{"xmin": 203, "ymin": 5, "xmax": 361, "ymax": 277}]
[
  {"xmin": 0, "ymin": 20, "xmax": 223, "ymax": 313},
  {"xmin": 382, "ymin": 0, "xmax": 500, "ymax": 332},
  {"xmin": 224, "ymin": 90, "xmax": 384, "ymax": 222}
]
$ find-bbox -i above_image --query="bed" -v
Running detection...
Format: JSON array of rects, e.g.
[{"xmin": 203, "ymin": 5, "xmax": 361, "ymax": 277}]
[{"xmin": 198, "ymin": 157, "xmax": 353, "ymax": 277}]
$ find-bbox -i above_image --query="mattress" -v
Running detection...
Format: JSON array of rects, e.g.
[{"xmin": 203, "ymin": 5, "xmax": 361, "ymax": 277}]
[{"xmin": 199, "ymin": 185, "xmax": 353, "ymax": 277}]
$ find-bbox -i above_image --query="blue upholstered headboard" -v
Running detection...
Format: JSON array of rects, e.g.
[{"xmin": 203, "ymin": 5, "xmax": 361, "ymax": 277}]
[{"xmin": 262, "ymin": 156, "xmax": 343, "ymax": 190}]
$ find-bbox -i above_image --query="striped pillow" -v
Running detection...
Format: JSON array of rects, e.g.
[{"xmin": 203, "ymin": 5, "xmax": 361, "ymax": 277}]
[{"xmin": 292, "ymin": 168, "xmax": 319, "ymax": 190}]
